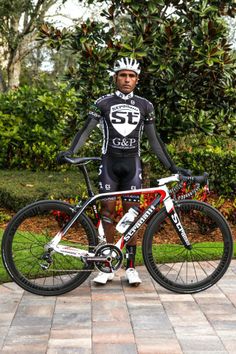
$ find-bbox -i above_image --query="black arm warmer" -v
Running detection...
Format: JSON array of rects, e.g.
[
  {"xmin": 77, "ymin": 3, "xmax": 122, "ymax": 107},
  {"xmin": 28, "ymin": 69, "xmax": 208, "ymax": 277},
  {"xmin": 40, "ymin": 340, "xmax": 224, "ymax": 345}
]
[
  {"xmin": 144, "ymin": 123, "xmax": 176, "ymax": 172},
  {"xmin": 69, "ymin": 117, "xmax": 98, "ymax": 154}
]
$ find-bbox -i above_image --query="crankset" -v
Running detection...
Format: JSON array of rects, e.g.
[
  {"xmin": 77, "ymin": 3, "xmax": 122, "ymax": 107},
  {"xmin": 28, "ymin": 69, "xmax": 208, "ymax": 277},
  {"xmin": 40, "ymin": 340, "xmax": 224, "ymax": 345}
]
[{"xmin": 85, "ymin": 244, "xmax": 123, "ymax": 273}]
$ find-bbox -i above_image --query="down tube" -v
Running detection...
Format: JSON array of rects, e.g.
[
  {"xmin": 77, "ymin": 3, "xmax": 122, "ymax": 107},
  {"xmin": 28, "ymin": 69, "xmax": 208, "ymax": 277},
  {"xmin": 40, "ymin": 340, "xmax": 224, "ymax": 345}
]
[{"xmin": 118, "ymin": 196, "xmax": 162, "ymax": 248}]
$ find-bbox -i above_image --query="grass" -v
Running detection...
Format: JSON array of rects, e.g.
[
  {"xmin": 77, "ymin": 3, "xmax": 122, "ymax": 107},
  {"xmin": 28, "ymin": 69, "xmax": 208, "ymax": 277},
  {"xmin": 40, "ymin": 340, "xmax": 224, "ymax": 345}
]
[
  {"xmin": 1, "ymin": 227, "xmax": 235, "ymax": 285},
  {"xmin": 0, "ymin": 228, "xmax": 93, "ymax": 284}
]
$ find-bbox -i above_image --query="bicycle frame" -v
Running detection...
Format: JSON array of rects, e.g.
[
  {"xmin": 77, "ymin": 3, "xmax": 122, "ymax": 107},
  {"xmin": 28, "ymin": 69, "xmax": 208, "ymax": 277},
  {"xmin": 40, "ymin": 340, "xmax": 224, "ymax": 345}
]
[{"xmin": 46, "ymin": 174, "xmax": 192, "ymax": 260}]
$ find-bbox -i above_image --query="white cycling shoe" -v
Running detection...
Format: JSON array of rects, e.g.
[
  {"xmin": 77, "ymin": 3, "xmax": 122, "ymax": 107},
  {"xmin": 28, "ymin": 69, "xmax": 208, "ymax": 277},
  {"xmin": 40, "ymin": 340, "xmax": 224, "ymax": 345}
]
[
  {"xmin": 93, "ymin": 271, "xmax": 115, "ymax": 285},
  {"xmin": 125, "ymin": 268, "xmax": 142, "ymax": 286}
]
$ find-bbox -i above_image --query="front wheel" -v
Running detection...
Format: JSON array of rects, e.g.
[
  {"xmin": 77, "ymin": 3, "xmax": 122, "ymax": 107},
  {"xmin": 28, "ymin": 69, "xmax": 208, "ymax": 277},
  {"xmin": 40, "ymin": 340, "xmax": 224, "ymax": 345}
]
[
  {"xmin": 142, "ymin": 200, "xmax": 233, "ymax": 294},
  {"xmin": 2, "ymin": 200, "xmax": 98, "ymax": 296}
]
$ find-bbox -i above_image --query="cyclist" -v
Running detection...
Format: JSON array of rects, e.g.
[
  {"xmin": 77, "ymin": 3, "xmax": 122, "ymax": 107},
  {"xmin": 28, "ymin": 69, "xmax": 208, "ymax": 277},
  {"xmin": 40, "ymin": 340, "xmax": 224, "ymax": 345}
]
[{"xmin": 57, "ymin": 57, "xmax": 189, "ymax": 286}]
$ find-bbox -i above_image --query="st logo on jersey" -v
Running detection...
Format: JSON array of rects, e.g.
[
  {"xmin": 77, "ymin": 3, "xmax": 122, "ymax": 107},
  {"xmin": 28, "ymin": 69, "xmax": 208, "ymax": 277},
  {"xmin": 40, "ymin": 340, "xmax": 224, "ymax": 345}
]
[{"xmin": 110, "ymin": 104, "xmax": 140, "ymax": 137}]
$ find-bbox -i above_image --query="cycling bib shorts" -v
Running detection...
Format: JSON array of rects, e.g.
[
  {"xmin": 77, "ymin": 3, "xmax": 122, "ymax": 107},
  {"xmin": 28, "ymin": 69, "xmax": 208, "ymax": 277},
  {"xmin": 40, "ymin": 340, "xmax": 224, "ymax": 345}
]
[{"xmin": 99, "ymin": 154, "xmax": 142, "ymax": 202}]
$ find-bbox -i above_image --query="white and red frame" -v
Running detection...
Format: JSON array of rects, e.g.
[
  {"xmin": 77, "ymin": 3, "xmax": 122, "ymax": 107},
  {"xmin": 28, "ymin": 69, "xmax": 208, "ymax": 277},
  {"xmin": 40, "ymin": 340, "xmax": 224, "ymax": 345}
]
[{"xmin": 46, "ymin": 174, "xmax": 192, "ymax": 259}]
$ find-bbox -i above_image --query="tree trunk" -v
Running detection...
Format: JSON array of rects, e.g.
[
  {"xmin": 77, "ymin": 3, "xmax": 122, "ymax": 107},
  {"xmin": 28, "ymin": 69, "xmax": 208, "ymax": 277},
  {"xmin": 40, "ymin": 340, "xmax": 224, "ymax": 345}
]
[
  {"xmin": 7, "ymin": 57, "xmax": 21, "ymax": 89},
  {"xmin": 0, "ymin": 69, "xmax": 7, "ymax": 92}
]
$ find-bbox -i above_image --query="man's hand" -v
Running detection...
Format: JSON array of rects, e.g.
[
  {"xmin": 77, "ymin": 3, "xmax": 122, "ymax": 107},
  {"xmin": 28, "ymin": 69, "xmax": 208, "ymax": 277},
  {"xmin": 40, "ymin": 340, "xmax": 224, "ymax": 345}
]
[
  {"xmin": 56, "ymin": 150, "xmax": 73, "ymax": 164},
  {"xmin": 171, "ymin": 165, "xmax": 192, "ymax": 176},
  {"xmin": 176, "ymin": 167, "xmax": 192, "ymax": 176}
]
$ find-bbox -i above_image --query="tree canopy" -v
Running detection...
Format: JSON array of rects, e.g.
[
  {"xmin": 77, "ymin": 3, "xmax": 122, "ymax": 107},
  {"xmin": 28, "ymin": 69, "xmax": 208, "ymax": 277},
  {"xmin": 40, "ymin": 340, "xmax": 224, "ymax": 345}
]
[{"xmin": 39, "ymin": 0, "xmax": 236, "ymax": 140}]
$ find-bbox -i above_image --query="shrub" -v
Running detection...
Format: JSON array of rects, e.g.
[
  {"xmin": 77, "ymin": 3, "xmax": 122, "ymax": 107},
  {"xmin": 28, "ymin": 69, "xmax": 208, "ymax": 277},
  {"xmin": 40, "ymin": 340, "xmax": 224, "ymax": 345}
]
[
  {"xmin": 0, "ymin": 84, "xmax": 81, "ymax": 170},
  {"xmin": 147, "ymin": 135, "xmax": 236, "ymax": 196}
]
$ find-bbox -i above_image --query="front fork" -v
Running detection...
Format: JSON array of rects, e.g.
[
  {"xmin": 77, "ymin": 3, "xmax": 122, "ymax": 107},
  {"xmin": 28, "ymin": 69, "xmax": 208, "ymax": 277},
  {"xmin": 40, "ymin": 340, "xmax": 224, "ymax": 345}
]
[{"xmin": 164, "ymin": 198, "xmax": 192, "ymax": 250}]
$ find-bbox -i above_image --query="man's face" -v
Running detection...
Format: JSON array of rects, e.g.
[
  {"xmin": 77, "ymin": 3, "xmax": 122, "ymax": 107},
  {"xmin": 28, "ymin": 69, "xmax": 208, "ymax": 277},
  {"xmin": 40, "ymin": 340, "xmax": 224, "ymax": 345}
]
[{"xmin": 115, "ymin": 70, "xmax": 139, "ymax": 94}]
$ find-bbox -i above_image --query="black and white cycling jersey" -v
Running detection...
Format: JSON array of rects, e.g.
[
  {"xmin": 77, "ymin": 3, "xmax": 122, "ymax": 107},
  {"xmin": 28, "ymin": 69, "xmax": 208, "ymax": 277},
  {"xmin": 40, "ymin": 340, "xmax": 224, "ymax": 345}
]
[
  {"xmin": 69, "ymin": 90, "xmax": 176, "ymax": 171},
  {"xmin": 90, "ymin": 90, "xmax": 155, "ymax": 156}
]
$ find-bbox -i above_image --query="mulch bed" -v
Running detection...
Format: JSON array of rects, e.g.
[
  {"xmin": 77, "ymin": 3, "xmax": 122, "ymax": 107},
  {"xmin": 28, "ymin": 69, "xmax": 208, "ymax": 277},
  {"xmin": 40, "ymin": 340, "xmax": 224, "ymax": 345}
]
[{"xmin": 1, "ymin": 207, "xmax": 235, "ymax": 244}]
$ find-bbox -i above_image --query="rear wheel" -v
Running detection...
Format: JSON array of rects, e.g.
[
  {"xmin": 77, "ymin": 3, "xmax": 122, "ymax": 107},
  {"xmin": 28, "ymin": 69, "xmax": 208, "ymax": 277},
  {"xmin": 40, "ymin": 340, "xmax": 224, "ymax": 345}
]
[
  {"xmin": 2, "ymin": 200, "xmax": 97, "ymax": 296},
  {"xmin": 142, "ymin": 200, "xmax": 233, "ymax": 293}
]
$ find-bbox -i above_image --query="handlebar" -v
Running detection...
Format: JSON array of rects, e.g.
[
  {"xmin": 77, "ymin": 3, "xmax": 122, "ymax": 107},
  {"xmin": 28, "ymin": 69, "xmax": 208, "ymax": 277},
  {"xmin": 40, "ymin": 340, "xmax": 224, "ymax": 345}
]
[
  {"xmin": 169, "ymin": 172, "xmax": 209, "ymax": 200},
  {"xmin": 180, "ymin": 172, "xmax": 209, "ymax": 185}
]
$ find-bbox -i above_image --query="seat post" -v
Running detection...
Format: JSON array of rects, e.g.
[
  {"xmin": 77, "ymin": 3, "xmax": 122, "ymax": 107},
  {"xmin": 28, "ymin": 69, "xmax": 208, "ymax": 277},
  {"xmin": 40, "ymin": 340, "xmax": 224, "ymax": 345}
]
[{"xmin": 79, "ymin": 164, "xmax": 94, "ymax": 197}]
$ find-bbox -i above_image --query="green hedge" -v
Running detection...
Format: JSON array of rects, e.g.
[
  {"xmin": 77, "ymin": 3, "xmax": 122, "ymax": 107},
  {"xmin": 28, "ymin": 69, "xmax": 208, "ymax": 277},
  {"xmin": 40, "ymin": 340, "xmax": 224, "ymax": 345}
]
[
  {"xmin": 179, "ymin": 150, "xmax": 235, "ymax": 196},
  {"xmin": 145, "ymin": 140, "xmax": 236, "ymax": 196}
]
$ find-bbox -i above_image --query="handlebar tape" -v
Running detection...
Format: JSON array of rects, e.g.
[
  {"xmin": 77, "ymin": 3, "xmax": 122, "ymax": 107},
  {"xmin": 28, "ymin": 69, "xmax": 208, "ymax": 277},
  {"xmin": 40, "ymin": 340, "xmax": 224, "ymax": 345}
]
[{"xmin": 181, "ymin": 172, "xmax": 208, "ymax": 185}]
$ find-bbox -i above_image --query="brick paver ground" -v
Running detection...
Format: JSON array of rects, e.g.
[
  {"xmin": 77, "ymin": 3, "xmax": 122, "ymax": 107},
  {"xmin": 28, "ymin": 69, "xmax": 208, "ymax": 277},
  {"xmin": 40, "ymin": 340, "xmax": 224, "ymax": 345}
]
[{"xmin": 1, "ymin": 260, "xmax": 236, "ymax": 353}]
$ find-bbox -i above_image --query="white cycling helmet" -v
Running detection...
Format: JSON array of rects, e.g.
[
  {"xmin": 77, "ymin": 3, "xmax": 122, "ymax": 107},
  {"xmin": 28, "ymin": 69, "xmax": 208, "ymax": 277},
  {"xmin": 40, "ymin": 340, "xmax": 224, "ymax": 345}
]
[{"xmin": 113, "ymin": 57, "xmax": 141, "ymax": 75}]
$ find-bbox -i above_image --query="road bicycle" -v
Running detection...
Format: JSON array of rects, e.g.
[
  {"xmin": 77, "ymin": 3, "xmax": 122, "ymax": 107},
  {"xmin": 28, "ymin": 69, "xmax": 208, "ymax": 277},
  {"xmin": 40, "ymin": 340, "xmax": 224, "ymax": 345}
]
[{"xmin": 1, "ymin": 157, "xmax": 233, "ymax": 296}]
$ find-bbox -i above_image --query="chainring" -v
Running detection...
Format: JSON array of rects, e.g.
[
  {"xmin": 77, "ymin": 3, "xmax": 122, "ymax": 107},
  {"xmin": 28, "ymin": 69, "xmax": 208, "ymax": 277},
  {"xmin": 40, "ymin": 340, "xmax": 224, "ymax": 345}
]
[{"xmin": 94, "ymin": 244, "xmax": 123, "ymax": 273}]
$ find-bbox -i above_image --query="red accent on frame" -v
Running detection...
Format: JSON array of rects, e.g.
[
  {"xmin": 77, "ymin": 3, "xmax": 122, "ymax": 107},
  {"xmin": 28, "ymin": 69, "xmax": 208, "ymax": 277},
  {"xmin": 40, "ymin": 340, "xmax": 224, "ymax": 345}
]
[
  {"xmin": 114, "ymin": 188, "xmax": 167, "ymax": 200},
  {"xmin": 155, "ymin": 189, "xmax": 166, "ymax": 202},
  {"xmin": 120, "ymin": 236, "xmax": 125, "ymax": 250}
]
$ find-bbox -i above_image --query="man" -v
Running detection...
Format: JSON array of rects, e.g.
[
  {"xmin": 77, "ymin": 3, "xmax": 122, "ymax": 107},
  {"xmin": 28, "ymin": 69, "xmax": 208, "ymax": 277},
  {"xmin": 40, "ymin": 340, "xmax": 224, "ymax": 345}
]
[{"xmin": 57, "ymin": 57, "xmax": 188, "ymax": 286}]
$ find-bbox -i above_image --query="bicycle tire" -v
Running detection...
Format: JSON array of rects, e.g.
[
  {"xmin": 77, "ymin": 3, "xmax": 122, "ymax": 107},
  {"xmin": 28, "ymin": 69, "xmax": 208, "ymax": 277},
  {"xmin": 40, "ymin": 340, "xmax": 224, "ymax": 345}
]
[
  {"xmin": 2, "ymin": 200, "xmax": 98, "ymax": 296},
  {"xmin": 142, "ymin": 200, "xmax": 233, "ymax": 294}
]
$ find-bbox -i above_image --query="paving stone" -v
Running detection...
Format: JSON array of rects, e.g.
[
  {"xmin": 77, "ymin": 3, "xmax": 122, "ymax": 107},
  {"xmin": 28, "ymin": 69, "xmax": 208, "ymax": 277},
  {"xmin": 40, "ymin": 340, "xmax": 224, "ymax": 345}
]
[
  {"xmin": 1, "ymin": 344, "xmax": 48, "ymax": 353},
  {"xmin": 193, "ymin": 292, "xmax": 229, "ymax": 303},
  {"xmin": 47, "ymin": 349, "xmax": 91, "ymax": 354},
  {"xmin": 91, "ymin": 292, "xmax": 130, "ymax": 322},
  {"xmin": 137, "ymin": 340, "xmax": 183, "ymax": 354},
  {"xmin": 93, "ymin": 343, "xmax": 138, "ymax": 354},
  {"xmin": 165, "ymin": 299, "xmax": 213, "ymax": 321},
  {"xmin": 199, "ymin": 303, "xmax": 236, "ymax": 316},
  {"xmin": 225, "ymin": 293, "xmax": 236, "ymax": 307},
  {"xmin": 159, "ymin": 293, "xmax": 195, "ymax": 302},
  {"xmin": 1, "ymin": 325, "xmax": 50, "ymax": 353},
  {"xmin": 207, "ymin": 313, "xmax": 236, "ymax": 330},
  {"xmin": 48, "ymin": 328, "xmax": 91, "ymax": 351},
  {"xmin": 52, "ymin": 305, "xmax": 91, "ymax": 327},
  {"xmin": 0, "ymin": 281, "xmax": 24, "ymax": 294},
  {"xmin": 93, "ymin": 321, "xmax": 135, "ymax": 344},
  {"xmin": 135, "ymin": 329, "xmax": 183, "ymax": 354},
  {"xmin": 174, "ymin": 325, "xmax": 215, "ymax": 336},
  {"xmin": 183, "ymin": 351, "xmax": 227, "ymax": 354},
  {"xmin": 176, "ymin": 334, "xmax": 227, "ymax": 353},
  {"xmin": 10, "ymin": 298, "xmax": 56, "ymax": 326},
  {"xmin": 0, "ymin": 326, "xmax": 10, "ymax": 349},
  {"xmin": 216, "ymin": 329, "xmax": 236, "ymax": 353}
]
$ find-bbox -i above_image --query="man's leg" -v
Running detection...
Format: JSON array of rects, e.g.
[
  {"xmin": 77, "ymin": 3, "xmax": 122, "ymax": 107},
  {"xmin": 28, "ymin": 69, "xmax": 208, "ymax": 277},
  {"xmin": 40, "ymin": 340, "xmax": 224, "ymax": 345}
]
[
  {"xmin": 93, "ymin": 198, "xmax": 117, "ymax": 284},
  {"xmin": 122, "ymin": 198, "xmax": 142, "ymax": 286},
  {"xmin": 100, "ymin": 198, "xmax": 117, "ymax": 243}
]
